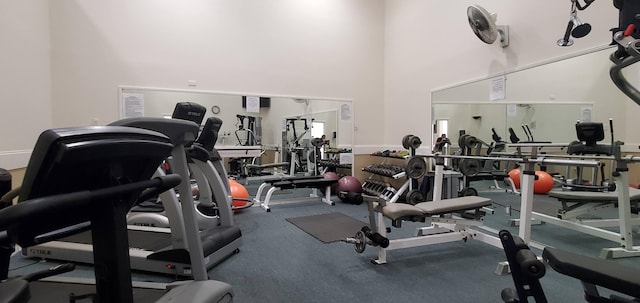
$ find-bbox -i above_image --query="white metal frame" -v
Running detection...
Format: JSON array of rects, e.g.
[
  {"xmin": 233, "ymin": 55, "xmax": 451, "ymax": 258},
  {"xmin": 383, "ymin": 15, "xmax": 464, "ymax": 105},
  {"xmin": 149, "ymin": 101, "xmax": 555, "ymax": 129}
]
[
  {"xmin": 510, "ymin": 144, "xmax": 640, "ymax": 259},
  {"xmin": 253, "ymin": 181, "xmax": 335, "ymax": 212},
  {"xmin": 366, "ymin": 159, "xmax": 502, "ymax": 264}
]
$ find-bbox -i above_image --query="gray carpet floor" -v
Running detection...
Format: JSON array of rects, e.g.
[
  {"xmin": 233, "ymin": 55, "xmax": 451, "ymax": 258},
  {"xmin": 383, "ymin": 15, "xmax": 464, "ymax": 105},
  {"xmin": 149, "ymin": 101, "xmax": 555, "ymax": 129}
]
[{"xmin": 8, "ymin": 180, "xmax": 640, "ymax": 302}]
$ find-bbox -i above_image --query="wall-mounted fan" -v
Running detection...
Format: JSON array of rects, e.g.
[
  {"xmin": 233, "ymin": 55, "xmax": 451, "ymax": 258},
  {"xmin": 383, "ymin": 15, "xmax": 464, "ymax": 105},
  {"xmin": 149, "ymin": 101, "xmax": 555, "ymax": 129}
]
[{"xmin": 467, "ymin": 5, "xmax": 509, "ymax": 47}]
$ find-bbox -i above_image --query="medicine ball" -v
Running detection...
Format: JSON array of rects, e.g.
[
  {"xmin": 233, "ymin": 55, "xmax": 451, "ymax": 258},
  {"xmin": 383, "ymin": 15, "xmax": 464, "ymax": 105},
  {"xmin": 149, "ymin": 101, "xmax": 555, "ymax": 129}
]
[{"xmin": 337, "ymin": 176, "xmax": 362, "ymax": 194}]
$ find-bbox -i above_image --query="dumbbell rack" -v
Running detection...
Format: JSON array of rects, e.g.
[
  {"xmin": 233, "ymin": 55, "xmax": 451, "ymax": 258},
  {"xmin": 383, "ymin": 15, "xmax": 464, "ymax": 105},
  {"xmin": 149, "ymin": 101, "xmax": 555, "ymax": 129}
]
[{"xmin": 362, "ymin": 156, "xmax": 409, "ymax": 203}]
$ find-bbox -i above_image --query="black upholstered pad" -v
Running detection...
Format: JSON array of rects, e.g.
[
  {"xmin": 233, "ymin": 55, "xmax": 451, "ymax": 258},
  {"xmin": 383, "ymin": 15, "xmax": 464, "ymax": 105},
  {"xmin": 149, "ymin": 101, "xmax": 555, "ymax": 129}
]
[
  {"xmin": 548, "ymin": 187, "xmax": 640, "ymax": 202},
  {"xmin": 543, "ymin": 247, "xmax": 640, "ymax": 298}
]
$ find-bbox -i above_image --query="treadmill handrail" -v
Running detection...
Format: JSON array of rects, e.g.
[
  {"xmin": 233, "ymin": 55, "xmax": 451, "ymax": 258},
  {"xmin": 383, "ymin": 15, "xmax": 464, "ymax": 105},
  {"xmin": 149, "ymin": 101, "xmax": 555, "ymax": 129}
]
[{"xmin": 0, "ymin": 175, "xmax": 181, "ymax": 242}]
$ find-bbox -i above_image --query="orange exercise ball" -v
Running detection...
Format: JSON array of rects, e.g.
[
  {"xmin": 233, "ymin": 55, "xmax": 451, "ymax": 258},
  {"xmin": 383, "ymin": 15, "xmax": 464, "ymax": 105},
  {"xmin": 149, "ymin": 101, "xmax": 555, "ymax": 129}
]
[
  {"xmin": 534, "ymin": 171, "xmax": 554, "ymax": 194},
  {"xmin": 508, "ymin": 169, "xmax": 521, "ymax": 189},
  {"xmin": 229, "ymin": 179, "xmax": 250, "ymax": 211}
]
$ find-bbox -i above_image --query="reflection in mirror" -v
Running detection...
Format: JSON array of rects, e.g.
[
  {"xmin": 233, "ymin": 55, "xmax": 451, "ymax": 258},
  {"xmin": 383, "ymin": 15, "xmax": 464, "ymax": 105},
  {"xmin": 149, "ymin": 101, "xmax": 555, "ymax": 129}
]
[
  {"xmin": 281, "ymin": 110, "xmax": 339, "ymax": 175},
  {"xmin": 429, "ymin": 46, "xmax": 628, "ymax": 151},
  {"xmin": 119, "ymin": 87, "xmax": 354, "ymax": 179},
  {"xmin": 431, "ymin": 103, "xmax": 593, "ymax": 150}
]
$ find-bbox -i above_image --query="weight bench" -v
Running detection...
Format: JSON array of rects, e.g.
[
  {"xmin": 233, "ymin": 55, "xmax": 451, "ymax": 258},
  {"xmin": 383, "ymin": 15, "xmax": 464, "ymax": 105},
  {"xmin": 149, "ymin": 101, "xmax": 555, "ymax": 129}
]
[
  {"xmin": 532, "ymin": 187, "xmax": 640, "ymax": 259},
  {"xmin": 244, "ymin": 162, "xmax": 290, "ymax": 176},
  {"xmin": 364, "ymin": 195, "xmax": 501, "ymax": 264},
  {"xmin": 548, "ymin": 187, "xmax": 640, "ymax": 221},
  {"xmin": 253, "ymin": 175, "xmax": 338, "ymax": 212}
]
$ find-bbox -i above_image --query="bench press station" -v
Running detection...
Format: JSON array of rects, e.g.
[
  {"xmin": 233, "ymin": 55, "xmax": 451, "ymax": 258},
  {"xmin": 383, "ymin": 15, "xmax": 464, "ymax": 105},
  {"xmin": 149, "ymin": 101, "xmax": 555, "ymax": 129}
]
[
  {"xmin": 363, "ymin": 194, "xmax": 499, "ymax": 264},
  {"xmin": 347, "ymin": 136, "xmax": 606, "ymax": 264},
  {"xmin": 350, "ymin": 154, "xmax": 504, "ymax": 264},
  {"xmin": 509, "ymin": 121, "xmax": 640, "ymax": 259},
  {"xmin": 547, "ymin": 188, "xmax": 640, "ymax": 221},
  {"xmin": 253, "ymin": 175, "xmax": 339, "ymax": 212}
]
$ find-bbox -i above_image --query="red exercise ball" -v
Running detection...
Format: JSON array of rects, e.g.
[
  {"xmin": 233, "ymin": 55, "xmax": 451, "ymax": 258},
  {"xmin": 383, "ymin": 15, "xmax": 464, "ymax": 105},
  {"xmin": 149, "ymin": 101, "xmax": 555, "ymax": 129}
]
[
  {"xmin": 508, "ymin": 169, "xmax": 521, "ymax": 189},
  {"xmin": 229, "ymin": 178, "xmax": 250, "ymax": 211},
  {"xmin": 337, "ymin": 176, "xmax": 362, "ymax": 194},
  {"xmin": 534, "ymin": 171, "xmax": 554, "ymax": 194}
]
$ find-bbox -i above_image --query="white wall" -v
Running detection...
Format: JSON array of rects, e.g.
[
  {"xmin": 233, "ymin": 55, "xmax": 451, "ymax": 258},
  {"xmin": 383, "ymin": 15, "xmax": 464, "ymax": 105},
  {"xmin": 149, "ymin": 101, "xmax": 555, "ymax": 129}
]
[
  {"xmin": 3, "ymin": 0, "xmax": 631, "ymax": 171},
  {"xmin": 384, "ymin": 0, "xmax": 618, "ymax": 150},
  {"xmin": 0, "ymin": 1, "xmax": 51, "ymax": 169},
  {"xmin": 49, "ymin": 0, "xmax": 385, "ymax": 152}
]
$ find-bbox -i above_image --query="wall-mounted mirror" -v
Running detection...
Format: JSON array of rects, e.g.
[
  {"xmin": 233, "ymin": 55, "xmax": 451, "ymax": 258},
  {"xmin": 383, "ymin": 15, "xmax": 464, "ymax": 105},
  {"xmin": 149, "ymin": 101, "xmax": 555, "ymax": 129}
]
[
  {"xmin": 431, "ymin": 45, "xmax": 633, "ymax": 150},
  {"xmin": 432, "ymin": 103, "xmax": 593, "ymax": 149},
  {"xmin": 119, "ymin": 87, "xmax": 354, "ymax": 178}
]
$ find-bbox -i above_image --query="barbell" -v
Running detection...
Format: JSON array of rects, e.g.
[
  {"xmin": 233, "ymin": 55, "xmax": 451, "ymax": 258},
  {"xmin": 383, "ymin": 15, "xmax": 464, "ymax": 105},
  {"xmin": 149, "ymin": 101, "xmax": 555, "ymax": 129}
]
[
  {"xmin": 343, "ymin": 226, "xmax": 390, "ymax": 253},
  {"xmin": 403, "ymin": 154, "xmax": 602, "ymax": 181}
]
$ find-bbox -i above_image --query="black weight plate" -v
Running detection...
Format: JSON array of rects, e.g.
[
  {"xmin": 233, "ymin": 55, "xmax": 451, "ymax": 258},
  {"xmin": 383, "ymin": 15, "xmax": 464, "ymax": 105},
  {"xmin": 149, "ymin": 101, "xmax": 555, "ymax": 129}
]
[
  {"xmin": 458, "ymin": 134, "xmax": 469, "ymax": 148},
  {"xmin": 405, "ymin": 156, "xmax": 426, "ymax": 179},
  {"xmin": 459, "ymin": 187, "xmax": 478, "ymax": 197},
  {"xmin": 464, "ymin": 135, "xmax": 478, "ymax": 149},
  {"xmin": 406, "ymin": 190, "xmax": 424, "ymax": 205},
  {"xmin": 408, "ymin": 136, "xmax": 422, "ymax": 149},
  {"xmin": 311, "ymin": 137, "xmax": 324, "ymax": 147},
  {"xmin": 458, "ymin": 158, "xmax": 481, "ymax": 176},
  {"xmin": 354, "ymin": 230, "xmax": 366, "ymax": 253},
  {"xmin": 402, "ymin": 134, "xmax": 415, "ymax": 150}
]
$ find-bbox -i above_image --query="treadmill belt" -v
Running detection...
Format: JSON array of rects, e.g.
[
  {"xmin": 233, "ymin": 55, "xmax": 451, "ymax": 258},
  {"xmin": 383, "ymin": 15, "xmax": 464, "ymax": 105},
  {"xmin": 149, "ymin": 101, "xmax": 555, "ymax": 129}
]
[{"xmin": 62, "ymin": 229, "xmax": 172, "ymax": 252}]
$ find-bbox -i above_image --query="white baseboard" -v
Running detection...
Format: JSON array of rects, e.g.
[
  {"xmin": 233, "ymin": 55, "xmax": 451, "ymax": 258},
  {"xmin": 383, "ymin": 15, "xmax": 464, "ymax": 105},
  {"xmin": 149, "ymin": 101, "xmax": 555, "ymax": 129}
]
[{"xmin": 0, "ymin": 150, "xmax": 31, "ymax": 170}]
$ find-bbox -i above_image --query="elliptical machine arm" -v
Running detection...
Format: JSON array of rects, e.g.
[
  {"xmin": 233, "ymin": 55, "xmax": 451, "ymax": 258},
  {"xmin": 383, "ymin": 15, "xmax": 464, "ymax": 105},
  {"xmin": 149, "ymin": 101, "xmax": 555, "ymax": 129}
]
[{"xmin": 610, "ymin": 0, "xmax": 640, "ymax": 106}]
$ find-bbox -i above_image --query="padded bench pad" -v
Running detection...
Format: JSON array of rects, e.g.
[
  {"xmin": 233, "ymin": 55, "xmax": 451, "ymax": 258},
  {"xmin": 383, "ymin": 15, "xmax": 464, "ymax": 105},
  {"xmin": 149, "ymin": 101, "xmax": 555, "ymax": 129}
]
[
  {"xmin": 380, "ymin": 196, "xmax": 492, "ymax": 220},
  {"xmin": 415, "ymin": 196, "xmax": 492, "ymax": 215},
  {"xmin": 380, "ymin": 203, "xmax": 425, "ymax": 219},
  {"xmin": 548, "ymin": 187, "xmax": 640, "ymax": 202}
]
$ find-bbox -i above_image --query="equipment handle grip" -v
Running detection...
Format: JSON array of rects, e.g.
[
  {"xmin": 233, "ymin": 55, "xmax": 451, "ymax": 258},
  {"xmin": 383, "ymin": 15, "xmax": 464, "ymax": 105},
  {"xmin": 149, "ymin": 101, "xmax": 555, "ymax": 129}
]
[{"xmin": 515, "ymin": 249, "xmax": 546, "ymax": 280}]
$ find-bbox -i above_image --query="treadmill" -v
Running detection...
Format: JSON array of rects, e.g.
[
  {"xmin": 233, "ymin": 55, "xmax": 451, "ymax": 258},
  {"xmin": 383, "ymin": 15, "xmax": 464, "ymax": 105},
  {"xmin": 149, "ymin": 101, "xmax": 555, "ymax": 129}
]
[
  {"xmin": 0, "ymin": 125, "xmax": 233, "ymax": 302},
  {"xmin": 23, "ymin": 118, "xmax": 242, "ymax": 277},
  {"xmin": 128, "ymin": 105, "xmax": 235, "ymax": 231}
]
